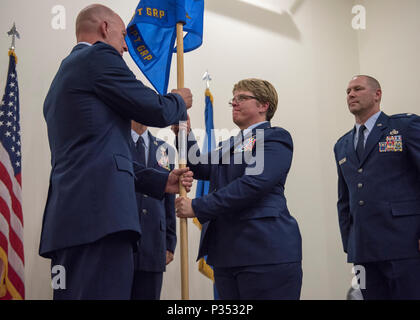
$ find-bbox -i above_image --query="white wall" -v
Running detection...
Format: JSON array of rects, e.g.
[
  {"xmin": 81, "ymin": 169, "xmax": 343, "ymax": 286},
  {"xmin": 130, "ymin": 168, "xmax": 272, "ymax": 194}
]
[
  {"xmin": 357, "ymin": 0, "xmax": 420, "ymax": 115},
  {"xmin": 0, "ymin": 0, "xmax": 418, "ymax": 300}
]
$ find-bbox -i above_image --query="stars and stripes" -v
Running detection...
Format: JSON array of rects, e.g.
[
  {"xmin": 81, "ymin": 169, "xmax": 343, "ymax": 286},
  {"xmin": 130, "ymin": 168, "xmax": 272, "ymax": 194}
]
[{"xmin": 0, "ymin": 50, "xmax": 24, "ymax": 300}]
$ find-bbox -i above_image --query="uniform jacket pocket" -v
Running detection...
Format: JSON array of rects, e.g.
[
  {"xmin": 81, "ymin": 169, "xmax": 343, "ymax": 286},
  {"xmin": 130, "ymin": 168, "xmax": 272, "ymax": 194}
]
[
  {"xmin": 391, "ymin": 200, "xmax": 420, "ymax": 217},
  {"xmin": 114, "ymin": 154, "xmax": 134, "ymax": 176},
  {"xmin": 239, "ymin": 206, "xmax": 283, "ymax": 220}
]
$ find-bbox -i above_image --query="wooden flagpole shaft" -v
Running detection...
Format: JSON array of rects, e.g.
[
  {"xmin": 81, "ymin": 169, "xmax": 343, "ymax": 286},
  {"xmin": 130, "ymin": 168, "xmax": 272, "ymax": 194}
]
[
  {"xmin": 176, "ymin": 23, "xmax": 185, "ymax": 89},
  {"xmin": 176, "ymin": 22, "xmax": 189, "ymax": 300}
]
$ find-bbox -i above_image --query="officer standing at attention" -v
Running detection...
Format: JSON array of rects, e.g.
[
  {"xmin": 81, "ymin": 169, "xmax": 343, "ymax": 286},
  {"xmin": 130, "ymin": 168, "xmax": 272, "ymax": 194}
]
[
  {"xmin": 334, "ymin": 75, "xmax": 420, "ymax": 300},
  {"xmin": 130, "ymin": 121, "xmax": 177, "ymax": 300}
]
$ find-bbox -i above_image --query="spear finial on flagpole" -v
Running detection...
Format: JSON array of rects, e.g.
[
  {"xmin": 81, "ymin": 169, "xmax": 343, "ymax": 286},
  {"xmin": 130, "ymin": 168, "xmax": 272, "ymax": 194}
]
[
  {"xmin": 7, "ymin": 23, "xmax": 20, "ymax": 51},
  {"xmin": 202, "ymin": 70, "xmax": 212, "ymax": 89}
]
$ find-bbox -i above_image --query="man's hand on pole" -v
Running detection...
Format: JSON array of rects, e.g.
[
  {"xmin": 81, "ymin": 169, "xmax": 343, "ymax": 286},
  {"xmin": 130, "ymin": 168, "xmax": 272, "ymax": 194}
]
[
  {"xmin": 165, "ymin": 168, "xmax": 194, "ymax": 194},
  {"xmin": 172, "ymin": 88, "xmax": 193, "ymax": 109},
  {"xmin": 175, "ymin": 197, "xmax": 196, "ymax": 218}
]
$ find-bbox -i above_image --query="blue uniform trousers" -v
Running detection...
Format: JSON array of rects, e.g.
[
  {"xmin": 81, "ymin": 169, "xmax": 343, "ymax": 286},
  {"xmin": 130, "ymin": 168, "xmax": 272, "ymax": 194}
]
[
  {"xmin": 131, "ymin": 270, "xmax": 163, "ymax": 300},
  {"xmin": 51, "ymin": 231, "xmax": 136, "ymax": 300},
  {"xmin": 359, "ymin": 257, "xmax": 420, "ymax": 300},
  {"xmin": 213, "ymin": 262, "xmax": 302, "ymax": 300}
]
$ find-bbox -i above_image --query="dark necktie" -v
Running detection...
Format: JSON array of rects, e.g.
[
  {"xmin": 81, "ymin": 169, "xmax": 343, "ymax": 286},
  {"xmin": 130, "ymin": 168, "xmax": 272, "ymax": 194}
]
[
  {"xmin": 356, "ymin": 125, "xmax": 366, "ymax": 161},
  {"xmin": 136, "ymin": 136, "xmax": 146, "ymax": 167}
]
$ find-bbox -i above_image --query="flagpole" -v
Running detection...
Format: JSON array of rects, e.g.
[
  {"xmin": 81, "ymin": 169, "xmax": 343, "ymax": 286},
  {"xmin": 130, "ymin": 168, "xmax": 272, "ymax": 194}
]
[
  {"xmin": 7, "ymin": 23, "xmax": 20, "ymax": 64},
  {"xmin": 176, "ymin": 22, "xmax": 189, "ymax": 301}
]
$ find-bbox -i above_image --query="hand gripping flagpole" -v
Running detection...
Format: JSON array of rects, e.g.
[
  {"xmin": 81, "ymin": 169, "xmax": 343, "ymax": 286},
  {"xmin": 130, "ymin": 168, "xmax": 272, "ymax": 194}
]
[{"xmin": 176, "ymin": 21, "xmax": 189, "ymax": 300}]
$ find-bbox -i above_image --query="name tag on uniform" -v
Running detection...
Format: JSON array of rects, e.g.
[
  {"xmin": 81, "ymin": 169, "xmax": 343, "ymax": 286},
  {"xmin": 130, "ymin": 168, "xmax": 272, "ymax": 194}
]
[
  {"xmin": 338, "ymin": 158, "xmax": 347, "ymax": 166},
  {"xmin": 379, "ymin": 135, "xmax": 403, "ymax": 153}
]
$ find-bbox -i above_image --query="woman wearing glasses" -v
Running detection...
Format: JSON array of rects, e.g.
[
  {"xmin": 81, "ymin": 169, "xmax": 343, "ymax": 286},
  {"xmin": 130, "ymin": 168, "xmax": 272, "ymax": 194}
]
[{"xmin": 175, "ymin": 78, "xmax": 302, "ymax": 300}]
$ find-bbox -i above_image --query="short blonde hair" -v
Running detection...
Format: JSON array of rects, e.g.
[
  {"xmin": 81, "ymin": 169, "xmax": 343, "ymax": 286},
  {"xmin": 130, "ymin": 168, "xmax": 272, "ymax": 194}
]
[{"xmin": 233, "ymin": 78, "xmax": 278, "ymax": 121}]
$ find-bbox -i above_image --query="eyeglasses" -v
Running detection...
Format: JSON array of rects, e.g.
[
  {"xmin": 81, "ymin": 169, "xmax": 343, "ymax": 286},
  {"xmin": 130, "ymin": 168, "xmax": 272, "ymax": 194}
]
[{"xmin": 228, "ymin": 94, "xmax": 259, "ymax": 106}]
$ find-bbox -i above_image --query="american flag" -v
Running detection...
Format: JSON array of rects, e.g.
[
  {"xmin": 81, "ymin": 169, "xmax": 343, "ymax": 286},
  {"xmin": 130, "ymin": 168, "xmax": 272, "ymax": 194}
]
[{"xmin": 0, "ymin": 50, "xmax": 24, "ymax": 300}]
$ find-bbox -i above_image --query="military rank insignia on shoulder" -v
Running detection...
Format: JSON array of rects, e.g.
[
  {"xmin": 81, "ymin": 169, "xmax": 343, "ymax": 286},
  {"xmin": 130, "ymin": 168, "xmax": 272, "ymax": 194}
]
[{"xmin": 391, "ymin": 113, "xmax": 415, "ymax": 119}]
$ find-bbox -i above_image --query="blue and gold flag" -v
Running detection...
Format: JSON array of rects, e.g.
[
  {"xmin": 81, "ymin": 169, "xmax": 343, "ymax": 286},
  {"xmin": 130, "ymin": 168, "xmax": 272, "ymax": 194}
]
[
  {"xmin": 126, "ymin": 0, "xmax": 204, "ymax": 94},
  {"xmin": 193, "ymin": 88, "xmax": 219, "ymax": 299},
  {"xmin": 194, "ymin": 88, "xmax": 215, "ymax": 197}
]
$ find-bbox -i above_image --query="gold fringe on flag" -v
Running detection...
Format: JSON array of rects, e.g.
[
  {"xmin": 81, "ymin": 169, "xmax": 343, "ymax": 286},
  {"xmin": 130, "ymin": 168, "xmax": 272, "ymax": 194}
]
[
  {"xmin": 8, "ymin": 50, "xmax": 17, "ymax": 64},
  {"xmin": 193, "ymin": 218, "xmax": 215, "ymax": 281}
]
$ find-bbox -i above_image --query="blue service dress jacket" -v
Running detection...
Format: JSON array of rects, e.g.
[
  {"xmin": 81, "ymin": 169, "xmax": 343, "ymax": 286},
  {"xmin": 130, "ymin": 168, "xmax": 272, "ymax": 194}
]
[
  {"xmin": 334, "ymin": 112, "xmax": 420, "ymax": 263},
  {"xmin": 188, "ymin": 122, "xmax": 302, "ymax": 268},
  {"xmin": 134, "ymin": 133, "xmax": 177, "ymax": 272},
  {"xmin": 39, "ymin": 42, "xmax": 187, "ymax": 258}
]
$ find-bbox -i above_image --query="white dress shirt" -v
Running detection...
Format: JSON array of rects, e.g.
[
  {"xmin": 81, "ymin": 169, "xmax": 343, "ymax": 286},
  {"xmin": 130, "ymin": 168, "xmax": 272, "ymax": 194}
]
[
  {"xmin": 354, "ymin": 111, "xmax": 382, "ymax": 149},
  {"xmin": 243, "ymin": 121, "xmax": 269, "ymax": 137},
  {"xmin": 131, "ymin": 129, "xmax": 150, "ymax": 166}
]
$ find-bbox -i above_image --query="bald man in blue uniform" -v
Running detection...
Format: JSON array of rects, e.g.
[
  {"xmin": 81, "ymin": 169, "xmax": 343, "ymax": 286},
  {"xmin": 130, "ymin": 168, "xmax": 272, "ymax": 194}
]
[
  {"xmin": 39, "ymin": 4, "xmax": 193, "ymax": 299},
  {"xmin": 334, "ymin": 75, "xmax": 420, "ymax": 300}
]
